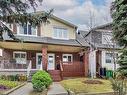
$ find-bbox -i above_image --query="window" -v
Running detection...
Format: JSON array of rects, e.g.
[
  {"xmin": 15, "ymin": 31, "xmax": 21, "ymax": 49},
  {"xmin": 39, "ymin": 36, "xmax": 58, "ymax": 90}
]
[
  {"xmin": 13, "ymin": 52, "xmax": 26, "ymax": 64},
  {"xmin": 63, "ymin": 54, "xmax": 73, "ymax": 62},
  {"xmin": 102, "ymin": 32, "xmax": 113, "ymax": 44},
  {"xmin": 105, "ymin": 53, "xmax": 113, "ymax": 63},
  {"xmin": 18, "ymin": 24, "xmax": 37, "ymax": 36},
  {"xmin": 53, "ymin": 27, "xmax": 68, "ymax": 39},
  {"xmin": 105, "ymin": 52, "xmax": 119, "ymax": 64}
]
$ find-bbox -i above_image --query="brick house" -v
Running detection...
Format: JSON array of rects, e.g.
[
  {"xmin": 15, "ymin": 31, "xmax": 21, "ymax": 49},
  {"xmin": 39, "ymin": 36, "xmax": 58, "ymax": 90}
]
[{"xmin": 0, "ymin": 13, "xmax": 90, "ymax": 81}]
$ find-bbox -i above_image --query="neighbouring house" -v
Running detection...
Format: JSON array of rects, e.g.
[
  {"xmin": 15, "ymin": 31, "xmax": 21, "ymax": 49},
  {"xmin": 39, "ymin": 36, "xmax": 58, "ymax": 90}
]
[
  {"xmin": 0, "ymin": 12, "xmax": 90, "ymax": 81},
  {"xmin": 79, "ymin": 23, "xmax": 121, "ymax": 77}
]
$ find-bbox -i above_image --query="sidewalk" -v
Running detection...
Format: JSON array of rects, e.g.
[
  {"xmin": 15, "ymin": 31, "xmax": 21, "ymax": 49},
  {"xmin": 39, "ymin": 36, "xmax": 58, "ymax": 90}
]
[
  {"xmin": 47, "ymin": 82, "xmax": 68, "ymax": 95},
  {"xmin": 9, "ymin": 83, "xmax": 33, "ymax": 95}
]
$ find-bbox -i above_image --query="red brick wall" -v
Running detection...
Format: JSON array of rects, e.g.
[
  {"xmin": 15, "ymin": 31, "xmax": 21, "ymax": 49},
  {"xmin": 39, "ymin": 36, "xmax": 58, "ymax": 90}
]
[
  {"xmin": 42, "ymin": 47, "xmax": 48, "ymax": 70},
  {"xmin": 49, "ymin": 52, "xmax": 85, "ymax": 77}
]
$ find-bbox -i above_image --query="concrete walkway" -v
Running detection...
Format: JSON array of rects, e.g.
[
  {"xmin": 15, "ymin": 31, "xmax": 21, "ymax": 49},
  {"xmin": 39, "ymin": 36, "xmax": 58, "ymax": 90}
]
[
  {"xmin": 47, "ymin": 82, "xmax": 68, "ymax": 95},
  {"xmin": 9, "ymin": 83, "xmax": 33, "ymax": 95},
  {"xmin": 9, "ymin": 82, "xmax": 68, "ymax": 95}
]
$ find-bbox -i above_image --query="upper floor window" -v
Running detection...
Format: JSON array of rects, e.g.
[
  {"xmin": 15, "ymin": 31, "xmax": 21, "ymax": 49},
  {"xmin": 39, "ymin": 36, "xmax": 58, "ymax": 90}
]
[
  {"xmin": 18, "ymin": 24, "xmax": 37, "ymax": 36},
  {"xmin": 53, "ymin": 27, "xmax": 68, "ymax": 39},
  {"xmin": 102, "ymin": 32, "xmax": 113, "ymax": 45}
]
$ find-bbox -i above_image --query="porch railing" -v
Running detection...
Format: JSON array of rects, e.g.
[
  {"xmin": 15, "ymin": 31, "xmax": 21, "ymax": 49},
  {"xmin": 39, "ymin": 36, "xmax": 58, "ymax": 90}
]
[{"xmin": 0, "ymin": 60, "xmax": 31, "ymax": 69}]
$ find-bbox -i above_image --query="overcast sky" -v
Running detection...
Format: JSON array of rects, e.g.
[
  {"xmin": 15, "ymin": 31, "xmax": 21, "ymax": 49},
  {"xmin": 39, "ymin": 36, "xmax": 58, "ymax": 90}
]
[{"xmin": 36, "ymin": 0, "xmax": 113, "ymax": 30}]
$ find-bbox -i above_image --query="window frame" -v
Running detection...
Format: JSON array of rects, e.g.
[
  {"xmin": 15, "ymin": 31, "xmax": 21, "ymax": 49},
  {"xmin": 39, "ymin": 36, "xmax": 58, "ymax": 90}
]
[
  {"xmin": 17, "ymin": 24, "xmax": 37, "ymax": 36},
  {"xmin": 13, "ymin": 51, "xmax": 27, "ymax": 64},
  {"xmin": 53, "ymin": 27, "xmax": 69, "ymax": 40},
  {"xmin": 105, "ymin": 52, "xmax": 118, "ymax": 64},
  {"xmin": 62, "ymin": 54, "xmax": 73, "ymax": 63},
  {"xmin": 105, "ymin": 52, "xmax": 113, "ymax": 64}
]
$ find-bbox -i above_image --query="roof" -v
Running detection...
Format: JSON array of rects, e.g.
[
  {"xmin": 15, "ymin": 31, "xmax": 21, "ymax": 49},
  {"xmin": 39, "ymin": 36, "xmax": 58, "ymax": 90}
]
[
  {"xmin": 85, "ymin": 23, "xmax": 112, "ymax": 36},
  {"xmin": 91, "ymin": 23, "xmax": 112, "ymax": 31},
  {"xmin": 33, "ymin": 11, "xmax": 78, "ymax": 28},
  {"xmin": 3, "ymin": 34, "xmax": 89, "ymax": 47},
  {"xmin": 52, "ymin": 15, "xmax": 77, "ymax": 28},
  {"xmin": 78, "ymin": 30, "xmax": 89, "ymax": 37}
]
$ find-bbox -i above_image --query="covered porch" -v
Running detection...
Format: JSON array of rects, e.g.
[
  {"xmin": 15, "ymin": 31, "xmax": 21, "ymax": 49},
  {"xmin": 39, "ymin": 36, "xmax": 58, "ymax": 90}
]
[{"xmin": 0, "ymin": 41, "xmax": 89, "ymax": 80}]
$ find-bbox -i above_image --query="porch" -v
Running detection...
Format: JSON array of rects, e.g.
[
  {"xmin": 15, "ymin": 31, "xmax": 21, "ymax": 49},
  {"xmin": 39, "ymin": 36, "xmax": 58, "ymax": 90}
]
[{"xmin": 0, "ymin": 41, "xmax": 89, "ymax": 81}]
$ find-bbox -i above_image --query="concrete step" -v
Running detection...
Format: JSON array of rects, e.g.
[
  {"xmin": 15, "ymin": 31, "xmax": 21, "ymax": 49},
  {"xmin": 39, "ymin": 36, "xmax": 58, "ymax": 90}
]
[{"xmin": 47, "ymin": 82, "xmax": 68, "ymax": 95}]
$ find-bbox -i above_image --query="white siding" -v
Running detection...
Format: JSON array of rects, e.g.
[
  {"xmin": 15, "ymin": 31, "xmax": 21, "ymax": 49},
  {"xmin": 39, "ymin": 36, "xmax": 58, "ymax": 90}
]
[{"xmin": 101, "ymin": 50, "xmax": 119, "ymax": 70}]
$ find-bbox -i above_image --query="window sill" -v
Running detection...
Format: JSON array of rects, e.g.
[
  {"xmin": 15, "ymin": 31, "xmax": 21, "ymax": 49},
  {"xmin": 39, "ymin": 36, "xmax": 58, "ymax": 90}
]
[
  {"xmin": 17, "ymin": 34, "xmax": 38, "ymax": 37},
  {"xmin": 52, "ymin": 37, "xmax": 69, "ymax": 40}
]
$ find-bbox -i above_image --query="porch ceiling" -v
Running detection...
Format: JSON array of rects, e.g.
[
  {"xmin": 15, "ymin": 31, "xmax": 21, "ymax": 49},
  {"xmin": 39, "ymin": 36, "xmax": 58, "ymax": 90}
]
[{"xmin": 0, "ymin": 42, "xmax": 81, "ymax": 52}]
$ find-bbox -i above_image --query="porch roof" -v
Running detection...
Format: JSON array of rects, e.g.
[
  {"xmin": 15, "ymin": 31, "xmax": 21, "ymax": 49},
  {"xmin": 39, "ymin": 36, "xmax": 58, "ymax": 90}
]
[
  {"xmin": 0, "ymin": 42, "xmax": 82, "ymax": 52},
  {"xmin": 3, "ymin": 35, "xmax": 89, "ymax": 47}
]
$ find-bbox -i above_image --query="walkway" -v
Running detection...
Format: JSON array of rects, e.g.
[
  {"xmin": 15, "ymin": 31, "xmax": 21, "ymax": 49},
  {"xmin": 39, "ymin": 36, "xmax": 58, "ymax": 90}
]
[
  {"xmin": 47, "ymin": 82, "xmax": 68, "ymax": 95},
  {"xmin": 9, "ymin": 83, "xmax": 33, "ymax": 95},
  {"xmin": 9, "ymin": 82, "xmax": 68, "ymax": 95}
]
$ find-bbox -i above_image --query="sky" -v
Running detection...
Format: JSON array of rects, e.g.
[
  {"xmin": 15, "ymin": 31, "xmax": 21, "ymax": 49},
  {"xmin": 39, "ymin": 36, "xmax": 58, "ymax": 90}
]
[{"xmin": 35, "ymin": 0, "xmax": 114, "ymax": 30}]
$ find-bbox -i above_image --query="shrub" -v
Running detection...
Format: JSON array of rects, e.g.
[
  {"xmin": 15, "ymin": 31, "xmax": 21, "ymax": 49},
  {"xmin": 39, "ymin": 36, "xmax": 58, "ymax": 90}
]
[
  {"xmin": 32, "ymin": 70, "xmax": 52, "ymax": 92},
  {"xmin": 0, "ymin": 80, "xmax": 19, "ymax": 89}
]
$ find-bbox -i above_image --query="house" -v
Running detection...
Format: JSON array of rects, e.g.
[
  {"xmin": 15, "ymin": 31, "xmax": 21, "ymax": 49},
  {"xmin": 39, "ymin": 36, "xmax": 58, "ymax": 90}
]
[
  {"xmin": 79, "ymin": 23, "xmax": 121, "ymax": 77},
  {"xmin": 0, "ymin": 12, "xmax": 90, "ymax": 81}
]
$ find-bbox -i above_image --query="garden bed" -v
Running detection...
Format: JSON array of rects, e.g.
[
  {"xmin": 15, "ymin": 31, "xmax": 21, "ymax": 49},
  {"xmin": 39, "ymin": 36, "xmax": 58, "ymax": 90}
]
[
  {"xmin": 0, "ymin": 79, "xmax": 24, "ymax": 95},
  {"xmin": 61, "ymin": 78, "xmax": 113, "ymax": 94}
]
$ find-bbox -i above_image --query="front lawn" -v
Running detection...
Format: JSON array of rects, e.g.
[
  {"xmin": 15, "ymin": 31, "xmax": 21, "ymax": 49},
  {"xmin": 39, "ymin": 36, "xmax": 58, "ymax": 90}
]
[
  {"xmin": 0, "ymin": 79, "xmax": 22, "ymax": 94},
  {"xmin": 61, "ymin": 78, "xmax": 113, "ymax": 94}
]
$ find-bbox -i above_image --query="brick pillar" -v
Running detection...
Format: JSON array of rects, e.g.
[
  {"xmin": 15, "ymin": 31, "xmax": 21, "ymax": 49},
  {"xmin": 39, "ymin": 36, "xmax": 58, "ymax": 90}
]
[
  {"xmin": 42, "ymin": 47, "xmax": 48, "ymax": 70},
  {"xmin": 83, "ymin": 50, "xmax": 89, "ymax": 77}
]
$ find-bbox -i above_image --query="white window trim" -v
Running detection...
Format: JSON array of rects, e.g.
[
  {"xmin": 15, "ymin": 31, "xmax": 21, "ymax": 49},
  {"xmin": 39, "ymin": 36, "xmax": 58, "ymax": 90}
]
[
  {"xmin": 105, "ymin": 51, "xmax": 118, "ymax": 64},
  {"xmin": 13, "ymin": 51, "xmax": 27, "ymax": 64},
  {"xmin": 53, "ymin": 27, "xmax": 69, "ymax": 40},
  {"xmin": 62, "ymin": 54, "xmax": 73, "ymax": 63},
  {"xmin": 17, "ymin": 24, "xmax": 37, "ymax": 37}
]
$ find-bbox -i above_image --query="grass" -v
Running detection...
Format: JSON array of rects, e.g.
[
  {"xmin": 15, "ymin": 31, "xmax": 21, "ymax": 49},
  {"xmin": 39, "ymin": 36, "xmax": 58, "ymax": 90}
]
[
  {"xmin": 0, "ymin": 79, "xmax": 22, "ymax": 94},
  {"xmin": 61, "ymin": 78, "xmax": 113, "ymax": 94}
]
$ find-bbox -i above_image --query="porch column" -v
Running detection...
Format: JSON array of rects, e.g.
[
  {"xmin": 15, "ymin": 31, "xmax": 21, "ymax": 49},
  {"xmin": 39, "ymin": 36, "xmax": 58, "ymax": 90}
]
[
  {"xmin": 83, "ymin": 50, "xmax": 89, "ymax": 77},
  {"xmin": 42, "ymin": 47, "xmax": 48, "ymax": 70}
]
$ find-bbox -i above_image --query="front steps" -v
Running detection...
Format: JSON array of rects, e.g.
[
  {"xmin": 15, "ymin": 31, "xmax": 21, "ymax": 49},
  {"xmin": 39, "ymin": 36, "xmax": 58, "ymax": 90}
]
[
  {"xmin": 48, "ymin": 70, "xmax": 62, "ymax": 82},
  {"xmin": 27, "ymin": 70, "xmax": 62, "ymax": 82}
]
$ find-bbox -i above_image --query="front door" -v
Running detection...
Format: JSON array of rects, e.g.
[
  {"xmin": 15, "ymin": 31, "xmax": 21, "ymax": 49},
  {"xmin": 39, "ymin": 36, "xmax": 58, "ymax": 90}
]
[
  {"xmin": 48, "ymin": 53, "xmax": 55, "ymax": 70},
  {"xmin": 36, "ymin": 53, "xmax": 42, "ymax": 70}
]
